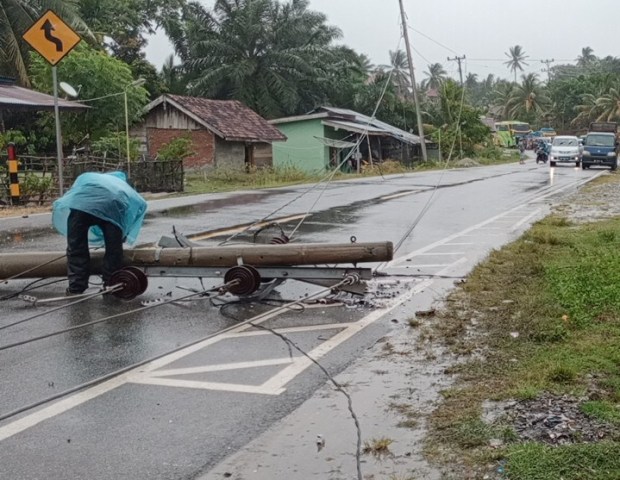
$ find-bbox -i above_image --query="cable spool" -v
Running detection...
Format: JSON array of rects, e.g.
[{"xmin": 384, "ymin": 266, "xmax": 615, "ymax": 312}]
[
  {"xmin": 269, "ymin": 233, "xmax": 290, "ymax": 244},
  {"xmin": 108, "ymin": 267, "xmax": 149, "ymax": 300},
  {"xmin": 224, "ymin": 265, "xmax": 261, "ymax": 296}
]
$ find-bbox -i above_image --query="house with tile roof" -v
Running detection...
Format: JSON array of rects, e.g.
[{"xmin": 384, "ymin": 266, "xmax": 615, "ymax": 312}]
[{"xmin": 134, "ymin": 95, "xmax": 286, "ymax": 170}]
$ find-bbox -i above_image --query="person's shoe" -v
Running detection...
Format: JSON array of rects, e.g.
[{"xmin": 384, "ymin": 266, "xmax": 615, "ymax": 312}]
[{"xmin": 65, "ymin": 288, "xmax": 84, "ymax": 297}]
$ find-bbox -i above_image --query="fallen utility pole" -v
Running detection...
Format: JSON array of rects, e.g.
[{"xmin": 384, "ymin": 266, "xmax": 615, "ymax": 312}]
[
  {"xmin": 0, "ymin": 242, "xmax": 393, "ymax": 280},
  {"xmin": 398, "ymin": 0, "xmax": 428, "ymax": 163}
]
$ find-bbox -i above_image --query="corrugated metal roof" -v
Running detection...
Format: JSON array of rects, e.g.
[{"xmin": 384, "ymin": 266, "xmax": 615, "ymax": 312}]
[
  {"xmin": 319, "ymin": 107, "xmax": 423, "ymax": 145},
  {"xmin": 147, "ymin": 95, "xmax": 286, "ymax": 143},
  {"xmin": 0, "ymin": 84, "xmax": 88, "ymax": 110},
  {"xmin": 270, "ymin": 106, "xmax": 424, "ymax": 145}
]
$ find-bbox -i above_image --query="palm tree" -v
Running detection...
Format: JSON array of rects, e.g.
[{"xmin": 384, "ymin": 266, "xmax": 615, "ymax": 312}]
[
  {"xmin": 0, "ymin": 0, "xmax": 87, "ymax": 86},
  {"xmin": 505, "ymin": 73, "xmax": 550, "ymax": 119},
  {"xmin": 181, "ymin": 0, "xmax": 342, "ymax": 118},
  {"xmin": 595, "ymin": 87, "xmax": 620, "ymax": 121},
  {"xmin": 492, "ymin": 81, "xmax": 516, "ymax": 118},
  {"xmin": 465, "ymin": 73, "xmax": 478, "ymax": 90},
  {"xmin": 380, "ymin": 49, "xmax": 411, "ymax": 98},
  {"xmin": 504, "ymin": 45, "xmax": 529, "ymax": 83},
  {"xmin": 422, "ymin": 63, "xmax": 446, "ymax": 90},
  {"xmin": 573, "ymin": 92, "xmax": 603, "ymax": 128},
  {"xmin": 576, "ymin": 47, "xmax": 596, "ymax": 68}
]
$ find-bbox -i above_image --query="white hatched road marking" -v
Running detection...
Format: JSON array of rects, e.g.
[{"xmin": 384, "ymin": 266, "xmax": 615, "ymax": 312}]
[{"xmin": 0, "ymin": 258, "xmax": 467, "ymax": 442}]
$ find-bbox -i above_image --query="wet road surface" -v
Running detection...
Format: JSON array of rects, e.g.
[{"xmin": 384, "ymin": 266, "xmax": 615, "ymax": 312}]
[{"xmin": 0, "ymin": 161, "xmax": 605, "ymax": 479}]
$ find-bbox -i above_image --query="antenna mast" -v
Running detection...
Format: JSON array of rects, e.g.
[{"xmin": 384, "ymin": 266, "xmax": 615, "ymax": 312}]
[{"xmin": 398, "ymin": 0, "xmax": 428, "ymax": 162}]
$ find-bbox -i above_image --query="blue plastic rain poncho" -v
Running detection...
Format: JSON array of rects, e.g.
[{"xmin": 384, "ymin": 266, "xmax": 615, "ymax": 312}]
[{"xmin": 52, "ymin": 171, "xmax": 147, "ymax": 246}]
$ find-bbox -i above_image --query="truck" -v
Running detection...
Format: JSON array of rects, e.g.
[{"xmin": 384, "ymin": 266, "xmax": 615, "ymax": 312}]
[{"xmin": 581, "ymin": 122, "xmax": 618, "ymax": 170}]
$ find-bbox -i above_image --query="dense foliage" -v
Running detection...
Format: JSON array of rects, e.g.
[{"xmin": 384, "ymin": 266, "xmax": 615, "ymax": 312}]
[{"xmin": 1, "ymin": 0, "xmax": 620, "ymax": 155}]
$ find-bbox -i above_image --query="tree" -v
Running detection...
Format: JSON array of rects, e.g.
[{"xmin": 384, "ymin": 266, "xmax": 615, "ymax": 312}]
[
  {"xmin": 492, "ymin": 81, "xmax": 517, "ymax": 118},
  {"xmin": 595, "ymin": 87, "xmax": 620, "ymax": 122},
  {"xmin": 576, "ymin": 47, "xmax": 596, "ymax": 68},
  {"xmin": 505, "ymin": 73, "xmax": 550, "ymax": 123},
  {"xmin": 504, "ymin": 45, "xmax": 528, "ymax": 83},
  {"xmin": 426, "ymin": 80, "xmax": 491, "ymax": 157},
  {"xmin": 0, "ymin": 0, "xmax": 89, "ymax": 86},
  {"xmin": 422, "ymin": 63, "xmax": 447, "ymax": 91},
  {"xmin": 380, "ymin": 50, "xmax": 411, "ymax": 98},
  {"xmin": 29, "ymin": 43, "xmax": 149, "ymax": 144},
  {"xmin": 177, "ymin": 0, "xmax": 342, "ymax": 118}
]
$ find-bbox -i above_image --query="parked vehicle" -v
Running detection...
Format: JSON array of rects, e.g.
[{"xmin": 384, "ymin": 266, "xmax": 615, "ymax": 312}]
[
  {"xmin": 549, "ymin": 136, "xmax": 582, "ymax": 167},
  {"xmin": 494, "ymin": 121, "xmax": 532, "ymax": 148},
  {"xmin": 581, "ymin": 122, "xmax": 618, "ymax": 170},
  {"xmin": 540, "ymin": 127, "xmax": 557, "ymax": 137}
]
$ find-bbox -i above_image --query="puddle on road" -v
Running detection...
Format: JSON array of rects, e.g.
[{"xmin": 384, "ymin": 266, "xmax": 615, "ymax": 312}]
[{"xmin": 149, "ymin": 191, "xmax": 292, "ymax": 218}]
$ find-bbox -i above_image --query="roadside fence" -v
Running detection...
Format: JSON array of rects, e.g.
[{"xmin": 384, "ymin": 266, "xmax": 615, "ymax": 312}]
[{"xmin": 1, "ymin": 152, "xmax": 184, "ymax": 206}]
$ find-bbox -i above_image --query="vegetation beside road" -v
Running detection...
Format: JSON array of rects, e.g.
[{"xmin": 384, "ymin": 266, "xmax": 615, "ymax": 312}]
[{"xmin": 424, "ymin": 174, "xmax": 620, "ymax": 479}]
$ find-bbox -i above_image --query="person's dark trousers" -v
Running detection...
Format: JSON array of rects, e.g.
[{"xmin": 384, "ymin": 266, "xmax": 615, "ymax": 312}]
[{"xmin": 66, "ymin": 209, "xmax": 124, "ymax": 293}]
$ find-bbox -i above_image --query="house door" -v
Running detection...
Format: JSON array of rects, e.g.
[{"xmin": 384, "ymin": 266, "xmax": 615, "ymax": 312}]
[{"xmin": 245, "ymin": 145, "xmax": 255, "ymax": 171}]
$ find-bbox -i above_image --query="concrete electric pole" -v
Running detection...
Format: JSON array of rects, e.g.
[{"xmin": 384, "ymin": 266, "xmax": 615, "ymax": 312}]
[{"xmin": 398, "ymin": 0, "xmax": 428, "ymax": 163}]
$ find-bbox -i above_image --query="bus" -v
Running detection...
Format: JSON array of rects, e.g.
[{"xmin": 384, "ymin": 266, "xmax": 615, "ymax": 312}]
[{"xmin": 493, "ymin": 121, "xmax": 532, "ymax": 147}]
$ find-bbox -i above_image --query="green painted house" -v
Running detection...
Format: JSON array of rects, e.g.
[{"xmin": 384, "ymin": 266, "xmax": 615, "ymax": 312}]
[{"xmin": 270, "ymin": 107, "xmax": 425, "ymax": 174}]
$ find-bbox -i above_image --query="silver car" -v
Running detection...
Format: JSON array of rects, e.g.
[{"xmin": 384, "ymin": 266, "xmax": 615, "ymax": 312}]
[{"xmin": 549, "ymin": 135, "xmax": 582, "ymax": 167}]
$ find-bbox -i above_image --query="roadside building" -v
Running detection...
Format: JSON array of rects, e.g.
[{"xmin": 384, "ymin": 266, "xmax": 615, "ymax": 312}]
[
  {"xmin": 134, "ymin": 95, "xmax": 286, "ymax": 170},
  {"xmin": 0, "ymin": 76, "xmax": 87, "ymax": 131},
  {"xmin": 269, "ymin": 107, "xmax": 428, "ymax": 174}
]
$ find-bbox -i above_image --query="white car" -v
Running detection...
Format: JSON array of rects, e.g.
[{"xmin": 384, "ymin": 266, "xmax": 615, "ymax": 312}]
[{"xmin": 549, "ymin": 135, "xmax": 582, "ymax": 167}]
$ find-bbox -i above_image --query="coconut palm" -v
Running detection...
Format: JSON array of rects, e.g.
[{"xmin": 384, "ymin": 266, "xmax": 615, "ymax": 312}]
[
  {"xmin": 576, "ymin": 47, "xmax": 596, "ymax": 68},
  {"xmin": 181, "ymin": 0, "xmax": 342, "ymax": 118},
  {"xmin": 492, "ymin": 81, "xmax": 516, "ymax": 118},
  {"xmin": 572, "ymin": 92, "xmax": 603, "ymax": 128},
  {"xmin": 506, "ymin": 73, "xmax": 550, "ymax": 119},
  {"xmin": 0, "ymin": 0, "xmax": 88, "ymax": 86},
  {"xmin": 504, "ymin": 45, "xmax": 529, "ymax": 83},
  {"xmin": 422, "ymin": 63, "xmax": 447, "ymax": 90},
  {"xmin": 595, "ymin": 87, "xmax": 620, "ymax": 121},
  {"xmin": 465, "ymin": 73, "xmax": 478, "ymax": 90},
  {"xmin": 380, "ymin": 49, "xmax": 411, "ymax": 98}
]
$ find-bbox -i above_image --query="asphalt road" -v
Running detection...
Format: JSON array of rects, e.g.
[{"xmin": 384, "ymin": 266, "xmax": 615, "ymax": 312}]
[{"xmin": 0, "ymin": 160, "xmax": 605, "ymax": 480}]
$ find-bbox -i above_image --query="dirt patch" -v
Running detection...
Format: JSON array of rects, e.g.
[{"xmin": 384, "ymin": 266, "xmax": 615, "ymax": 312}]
[{"xmin": 0, "ymin": 205, "xmax": 51, "ymax": 218}]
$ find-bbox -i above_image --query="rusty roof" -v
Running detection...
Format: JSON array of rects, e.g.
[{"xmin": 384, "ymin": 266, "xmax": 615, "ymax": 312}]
[
  {"xmin": 0, "ymin": 81, "xmax": 88, "ymax": 111},
  {"xmin": 146, "ymin": 95, "xmax": 286, "ymax": 143}
]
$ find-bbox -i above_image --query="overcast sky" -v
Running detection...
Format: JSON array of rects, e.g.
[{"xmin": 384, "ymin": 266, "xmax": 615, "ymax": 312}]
[{"xmin": 144, "ymin": 0, "xmax": 619, "ymax": 82}]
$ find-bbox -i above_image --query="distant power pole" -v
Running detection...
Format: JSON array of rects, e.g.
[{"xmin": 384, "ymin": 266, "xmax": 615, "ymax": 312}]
[
  {"xmin": 447, "ymin": 55, "xmax": 466, "ymax": 86},
  {"xmin": 398, "ymin": 0, "xmax": 427, "ymax": 163},
  {"xmin": 541, "ymin": 59, "xmax": 555, "ymax": 82}
]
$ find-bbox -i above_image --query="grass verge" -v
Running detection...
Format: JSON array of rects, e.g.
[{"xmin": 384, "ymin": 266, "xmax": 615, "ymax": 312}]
[{"xmin": 424, "ymin": 176, "xmax": 620, "ymax": 478}]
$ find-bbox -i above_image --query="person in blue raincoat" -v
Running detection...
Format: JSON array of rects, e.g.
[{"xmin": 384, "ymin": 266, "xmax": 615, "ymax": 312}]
[{"xmin": 52, "ymin": 171, "xmax": 147, "ymax": 295}]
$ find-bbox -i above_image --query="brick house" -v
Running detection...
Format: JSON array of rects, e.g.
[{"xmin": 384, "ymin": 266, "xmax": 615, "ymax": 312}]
[{"xmin": 134, "ymin": 95, "xmax": 286, "ymax": 170}]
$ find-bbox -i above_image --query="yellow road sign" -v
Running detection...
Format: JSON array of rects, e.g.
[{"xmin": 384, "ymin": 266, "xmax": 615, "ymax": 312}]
[{"xmin": 23, "ymin": 10, "xmax": 81, "ymax": 66}]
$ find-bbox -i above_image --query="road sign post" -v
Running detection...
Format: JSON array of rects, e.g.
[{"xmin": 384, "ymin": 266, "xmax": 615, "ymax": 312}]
[{"xmin": 23, "ymin": 10, "xmax": 81, "ymax": 196}]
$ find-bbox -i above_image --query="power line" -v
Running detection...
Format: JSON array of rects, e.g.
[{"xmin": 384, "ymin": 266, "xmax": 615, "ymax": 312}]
[{"xmin": 408, "ymin": 26, "xmax": 459, "ymax": 55}]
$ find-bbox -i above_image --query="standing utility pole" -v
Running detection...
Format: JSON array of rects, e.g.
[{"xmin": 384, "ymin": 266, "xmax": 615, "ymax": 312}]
[
  {"xmin": 398, "ymin": 0, "xmax": 427, "ymax": 163},
  {"xmin": 447, "ymin": 55, "xmax": 466, "ymax": 86},
  {"xmin": 541, "ymin": 59, "xmax": 555, "ymax": 82}
]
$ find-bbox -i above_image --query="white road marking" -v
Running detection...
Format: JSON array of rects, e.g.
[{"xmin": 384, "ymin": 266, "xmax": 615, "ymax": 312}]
[
  {"xmin": 149, "ymin": 358, "xmax": 294, "ymax": 377},
  {"xmin": 415, "ymin": 252, "xmax": 465, "ymax": 256},
  {"xmin": 511, "ymin": 208, "xmax": 543, "ymax": 231},
  {"xmin": 388, "ymin": 173, "xmax": 602, "ymax": 268},
  {"xmin": 0, "ymin": 259, "xmax": 466, "ymax": 441},
  {"xmin": 232, "ymin": 323, "xmax": 351, "ymax": 337}
]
